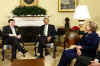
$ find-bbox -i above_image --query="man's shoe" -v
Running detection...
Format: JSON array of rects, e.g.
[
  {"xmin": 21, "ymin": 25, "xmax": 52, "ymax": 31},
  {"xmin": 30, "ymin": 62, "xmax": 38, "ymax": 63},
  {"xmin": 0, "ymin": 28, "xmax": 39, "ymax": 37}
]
[
  {"xmin": 37, "ymin": 56, "xmax": 44, "ymax": 59},
  {"xmin": 45, "ymin": 52, "xmax": 50, "ymax": 56},
  {"xmin": 23, "ymin": 50, "xmax": 28, "ymax": 57},
  {"xmin": 23, "ymin": 50, "xmax": 28, "ymax": 54}
]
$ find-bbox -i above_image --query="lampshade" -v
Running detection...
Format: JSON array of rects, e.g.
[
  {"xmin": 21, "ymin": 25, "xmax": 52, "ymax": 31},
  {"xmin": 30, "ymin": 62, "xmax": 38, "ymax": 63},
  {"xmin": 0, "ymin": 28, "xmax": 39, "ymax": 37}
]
[{"xmin": 73, "ymin": 5, "xmax": 91, "ymax": 20}]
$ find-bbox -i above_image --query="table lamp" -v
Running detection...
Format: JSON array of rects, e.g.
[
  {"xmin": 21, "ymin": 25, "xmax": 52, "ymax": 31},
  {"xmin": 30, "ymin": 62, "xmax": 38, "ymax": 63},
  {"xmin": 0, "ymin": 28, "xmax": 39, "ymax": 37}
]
[{"xmin": 73, "ymin": 5, "xmax": 91, "ymax": 25}]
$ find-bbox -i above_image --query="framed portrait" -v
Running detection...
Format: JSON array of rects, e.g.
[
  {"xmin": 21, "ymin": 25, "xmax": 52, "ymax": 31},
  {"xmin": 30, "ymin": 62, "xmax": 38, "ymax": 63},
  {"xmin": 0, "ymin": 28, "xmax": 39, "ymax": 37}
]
[
  {"xmin": 20, "ymin": 0, "xmax": 38, "ymax": 6},
  {"xmin": 58, "ymin": 0, "xmax": 78, "ymax": 12}
]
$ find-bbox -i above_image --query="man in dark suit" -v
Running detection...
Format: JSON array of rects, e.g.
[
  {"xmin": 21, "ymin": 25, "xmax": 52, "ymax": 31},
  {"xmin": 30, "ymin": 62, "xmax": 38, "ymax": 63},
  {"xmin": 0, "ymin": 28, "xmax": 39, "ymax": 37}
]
[
  {"xmin": 2, "ymin": 19, "xmax": 27, "ymax": 60},
  {"xmin": 38, "ymin": 17, "xmax": 56, "ymax": 58}
]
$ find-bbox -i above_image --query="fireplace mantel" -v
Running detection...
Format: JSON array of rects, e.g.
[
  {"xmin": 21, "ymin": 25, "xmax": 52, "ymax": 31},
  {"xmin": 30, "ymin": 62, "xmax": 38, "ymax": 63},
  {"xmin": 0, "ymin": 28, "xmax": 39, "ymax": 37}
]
[{"xmin": 13, "ymin": 16, "xmax": 45, "ymax": 27}]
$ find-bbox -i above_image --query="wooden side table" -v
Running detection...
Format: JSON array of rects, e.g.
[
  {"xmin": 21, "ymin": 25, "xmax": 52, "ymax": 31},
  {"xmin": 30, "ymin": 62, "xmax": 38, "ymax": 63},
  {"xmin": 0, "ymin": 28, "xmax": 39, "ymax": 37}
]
[{"xmin": 57, "ymin": 27, "xmax": 65, "ymax": 44}]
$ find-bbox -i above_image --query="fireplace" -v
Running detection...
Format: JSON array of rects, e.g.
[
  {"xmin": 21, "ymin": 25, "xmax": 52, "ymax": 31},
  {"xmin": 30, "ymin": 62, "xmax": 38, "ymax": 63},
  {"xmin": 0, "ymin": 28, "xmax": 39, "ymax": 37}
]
[{"xmin": 13, "ymin": 16, "xmax": 44, "ymax": 42}]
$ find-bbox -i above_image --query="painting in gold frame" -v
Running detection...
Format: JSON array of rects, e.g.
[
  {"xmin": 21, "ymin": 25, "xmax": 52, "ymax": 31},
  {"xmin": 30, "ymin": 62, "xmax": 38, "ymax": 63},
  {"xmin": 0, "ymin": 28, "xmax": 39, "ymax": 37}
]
[
  {"xmin": 20, "ymin": 0, "xmax": 38, "ymax": 6},
  {"xmin": 58, "ymin": 0, "xmax": 78, "ymax": 12}
]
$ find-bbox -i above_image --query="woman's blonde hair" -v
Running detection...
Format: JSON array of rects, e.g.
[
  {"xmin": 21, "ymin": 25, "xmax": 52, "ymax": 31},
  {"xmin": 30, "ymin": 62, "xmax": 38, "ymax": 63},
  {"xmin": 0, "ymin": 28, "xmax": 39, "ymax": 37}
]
[{"xmin": 88, "ymin": 21, "xmax": 97, "ymax": 32}]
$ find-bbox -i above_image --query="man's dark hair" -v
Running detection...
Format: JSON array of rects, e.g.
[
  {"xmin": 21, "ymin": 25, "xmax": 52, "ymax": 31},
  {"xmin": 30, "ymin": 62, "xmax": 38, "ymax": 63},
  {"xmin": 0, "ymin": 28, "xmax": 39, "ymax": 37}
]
[
  {"xmin": 8, "ymin": 19, "xmax": 15, "ymax": 23},
  {"xmin": 65, "ymin": 17, "xmax": 70, "ymax": 22}
]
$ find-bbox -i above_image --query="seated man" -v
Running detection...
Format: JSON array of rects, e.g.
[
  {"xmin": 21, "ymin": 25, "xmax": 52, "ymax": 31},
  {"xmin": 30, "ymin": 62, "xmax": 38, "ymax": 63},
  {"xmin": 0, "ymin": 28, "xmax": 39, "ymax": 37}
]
[
  {"xmin": 2, "ymin": 19, "xmax": 27, "ymax": 60},
  {"xmin": 38, "ymin": 17, "xmax": 56, "ymax": 58}
]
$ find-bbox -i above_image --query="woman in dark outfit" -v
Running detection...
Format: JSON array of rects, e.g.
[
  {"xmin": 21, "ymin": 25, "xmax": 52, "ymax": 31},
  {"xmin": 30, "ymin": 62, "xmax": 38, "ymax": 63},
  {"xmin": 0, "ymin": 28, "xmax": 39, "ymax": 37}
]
[{"xmin": 58, "ymin": 21, "xmax": 99, "ymax": 66}]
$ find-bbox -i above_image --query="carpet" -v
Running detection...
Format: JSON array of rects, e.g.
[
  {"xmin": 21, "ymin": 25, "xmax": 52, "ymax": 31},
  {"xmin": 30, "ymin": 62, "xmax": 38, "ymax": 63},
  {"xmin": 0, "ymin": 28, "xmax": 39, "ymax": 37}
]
[{"xmin": 11, "ymin": 59, "xmax": 44, "ymax": 66}]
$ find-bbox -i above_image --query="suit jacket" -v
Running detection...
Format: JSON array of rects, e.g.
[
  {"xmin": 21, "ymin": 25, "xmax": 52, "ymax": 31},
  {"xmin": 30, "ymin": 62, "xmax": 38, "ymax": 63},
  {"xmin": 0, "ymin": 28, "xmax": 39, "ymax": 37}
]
[
  {"xmin": 2, "ymin": 25, "xmax": 20, "ymax": 44},
  {"xmin": 40, "ymin": 24, "xmax": 56, "ymax": 38},
  {"xmin": 77, "ymin": 32, "xmax": 99, "ymax": 58}
]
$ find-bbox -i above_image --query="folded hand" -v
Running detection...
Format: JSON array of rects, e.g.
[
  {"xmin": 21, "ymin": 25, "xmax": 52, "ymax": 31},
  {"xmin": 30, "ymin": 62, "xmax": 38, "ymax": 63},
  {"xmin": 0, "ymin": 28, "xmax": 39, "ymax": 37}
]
[{"xmin": 77, "ymin": 49, "xmax": 82, "ymax": 56}]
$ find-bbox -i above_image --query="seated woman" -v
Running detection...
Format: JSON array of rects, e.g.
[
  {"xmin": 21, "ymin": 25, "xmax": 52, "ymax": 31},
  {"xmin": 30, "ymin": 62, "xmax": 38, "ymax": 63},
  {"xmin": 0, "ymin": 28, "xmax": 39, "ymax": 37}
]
[{"xmin": 58, "ymin": 21, "xmax": 99, "ymax": 66}]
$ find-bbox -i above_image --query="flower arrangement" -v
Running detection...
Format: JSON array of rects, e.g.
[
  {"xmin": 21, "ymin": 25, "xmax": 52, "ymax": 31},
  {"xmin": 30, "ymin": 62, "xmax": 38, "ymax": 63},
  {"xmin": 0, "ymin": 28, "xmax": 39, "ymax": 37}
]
[{"xmin": 72, "ymin": 26, "xmax": 80, "ymax": 33}]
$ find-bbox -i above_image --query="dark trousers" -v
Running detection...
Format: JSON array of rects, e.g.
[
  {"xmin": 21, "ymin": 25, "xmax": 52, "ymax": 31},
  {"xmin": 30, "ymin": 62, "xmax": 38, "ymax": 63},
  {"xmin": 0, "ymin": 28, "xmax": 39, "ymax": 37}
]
[
  {"xmin": 38, "ymin": 36, "xmax": 49, "ymax": 57},
  {"xmin": 8, "ymin": 37, "xmax": 26, "ymax": 59},
  {"xmin": 74, "ymin": 56, "xmax": 93, "ymax": 66}
]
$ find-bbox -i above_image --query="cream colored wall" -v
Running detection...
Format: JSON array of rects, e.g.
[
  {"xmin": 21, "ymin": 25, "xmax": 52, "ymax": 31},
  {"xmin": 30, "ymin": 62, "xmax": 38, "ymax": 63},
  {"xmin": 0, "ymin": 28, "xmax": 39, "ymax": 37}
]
[
  {"xmin": 79, "ymin": 0, "xmax": 100, "ymax": 30},
  {"xmin": 0, "ymin": 0, "xmax": 19, "ymax": 29},
  {"xmin": 39, "ymin": 0, "xmax": 100, "ymax": 29},
  {"xmin": 0, "ymin": 0, "xmax": 100, "ymax": 29},
  {"xmin": 39, "ymin": 0, "xmax": 78, "ymax": 28}
]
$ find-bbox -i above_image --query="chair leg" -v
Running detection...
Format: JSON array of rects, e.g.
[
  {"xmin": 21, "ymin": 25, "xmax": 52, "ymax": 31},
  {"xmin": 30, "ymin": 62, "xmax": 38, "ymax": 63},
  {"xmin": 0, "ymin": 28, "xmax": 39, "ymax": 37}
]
[
  {"xmin": 53, "ymin": 46, "xmax": 56, "ymax": 58},
  {"xmin": 34, "ymin": 47, "xmax": 37, "ymax": 56},
  {"xmin": 2, "ymin": 48, "xmax": 5, "ymax": 61}
]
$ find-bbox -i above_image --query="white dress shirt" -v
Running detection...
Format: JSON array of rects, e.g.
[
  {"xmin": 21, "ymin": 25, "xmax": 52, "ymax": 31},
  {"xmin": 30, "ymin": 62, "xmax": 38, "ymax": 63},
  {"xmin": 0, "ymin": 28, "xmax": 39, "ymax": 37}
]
[
  {"xmin": 44, "ymin": 24, "xmax": 48, "ymax": 36},
  {"xmin": 10, "ymin": 26, "xmax": 17, "ymax": 36}
]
